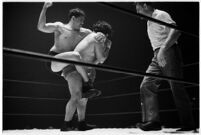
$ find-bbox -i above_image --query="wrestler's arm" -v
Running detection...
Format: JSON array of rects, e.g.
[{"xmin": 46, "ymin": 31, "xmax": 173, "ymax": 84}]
[
  {"xmin": 80, "ymin": 28, "xmax": 92, "ymax": 35},
  {"xmin": 37, "ymin": 2, "xmax": 61, "ymax": 33},
  {"xmin": 94, "ymin": 39, "xmax": 112, "ymax": 64},
  {"xmin": 102, "ymin": 40, "xmax": 112, "ymax": 60},
  {"xmin": 94, "ymin": 32, "xmax": 107, "ymax": 43},
  {"xmin": 87, "ymin": 68, "xmax": 96, "ymax": 82}
]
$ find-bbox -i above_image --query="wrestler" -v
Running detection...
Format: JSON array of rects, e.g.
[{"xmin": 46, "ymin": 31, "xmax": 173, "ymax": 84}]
[
  {"xmin": 51, "ymin": 20, "xmax": 112, "ymax": 94},
  {"xmin": 37, "ymin": 2, "xmax": 105, "ymax": 131}
]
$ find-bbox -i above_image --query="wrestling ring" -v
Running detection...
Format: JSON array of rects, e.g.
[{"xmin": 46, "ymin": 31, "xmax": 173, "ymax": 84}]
[{"xmin": 3, "ymin": 2, "xmax": 199, "ymax": 135}]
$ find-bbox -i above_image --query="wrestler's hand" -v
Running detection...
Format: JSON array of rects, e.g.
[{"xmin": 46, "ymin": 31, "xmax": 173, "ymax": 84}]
[
  {"xmin": 44, "ymin": 2, "xmax": 53, "ymax": 8},
  {"xmin": 157, "ymin": 47, "xmax": 167, "ymax": 67},
  {"xmin": 105, "ymin": 40, "xmax": 112, "ymax": 49},
  {"xmin": 95, "ymin": 32, "xmax": 106, "ymax": 43},
  {"xmin": 87, "ymin": 68, "xmax": 96, "ymax": 83},
  {"xmin": 102, "ymin": 40, "xmax": 112, "ymax": 61}
]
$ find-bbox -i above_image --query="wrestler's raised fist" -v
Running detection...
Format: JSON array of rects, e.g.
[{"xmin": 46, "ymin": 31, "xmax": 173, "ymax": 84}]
[{"xmin": 44, "ymin": 2, "xmax": 53, "ymax": 8}]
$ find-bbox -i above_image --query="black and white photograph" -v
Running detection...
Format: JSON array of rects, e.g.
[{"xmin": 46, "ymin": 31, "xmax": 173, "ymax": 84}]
[{"xmin": 3, "ymin": 1, "xmax": 199, "ymax": 135}]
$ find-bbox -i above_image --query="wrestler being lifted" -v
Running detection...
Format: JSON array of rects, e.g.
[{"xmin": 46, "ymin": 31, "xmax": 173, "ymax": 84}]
[{"xmin": 51, "ymin": 20, "xmax": 112, "ymax": 98}]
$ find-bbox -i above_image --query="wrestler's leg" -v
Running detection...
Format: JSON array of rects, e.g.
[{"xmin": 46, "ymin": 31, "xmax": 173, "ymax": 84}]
[
  {"xmin": 51, "ymin": 51, "xmax": 89, "ymax": 82},
  {"xmin": 60, "ymin": 70, "xmax": 82, "ymax": 131},
  {"xmin": 76, "ymin": 98, "xmax": 96, "ymax": 130},
  {"xmin": 77, "ymin": 98, "xmax": 88, "ymax": 121},
  {"xmin": 75, "ymin": 64, "xmax": 89, "ymax": 82},
  {"xmin": 51, "ymin": 51, "xmax": 76, "ymax": 72},
  {"xmin": 53, "ymin": 51, "xmax": 100, "ymax": 99}
]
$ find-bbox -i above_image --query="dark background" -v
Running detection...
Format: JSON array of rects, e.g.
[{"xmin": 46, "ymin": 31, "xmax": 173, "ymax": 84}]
[{"xmin": 3, "ymin": 2, "xmax": 199, "ymax": 129}]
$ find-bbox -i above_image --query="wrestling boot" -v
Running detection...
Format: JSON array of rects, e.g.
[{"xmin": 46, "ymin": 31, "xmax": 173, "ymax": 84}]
[
  {"xmin": 60, "ymin": 120, "xmax": 74, "ymax": 131},
  {"xmin": 82, "ymin": 80, "xmax": 101, "ymax": 99},
  {"xmin": 77, "ymin": 121, "xmax": 96, "ymax": 131},
  {"xmin": 136, "ymin": 121, "xmax": 162, "ymax": 131},
  {"xmin": 176, "ymin": 127, "xmax": 197, "ymax": 132}
]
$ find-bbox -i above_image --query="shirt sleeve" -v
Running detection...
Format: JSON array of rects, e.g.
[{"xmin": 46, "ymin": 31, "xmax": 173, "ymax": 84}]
[{"xmin": 156, "ymin": 11, "xmax": 176, "ymax": 25}]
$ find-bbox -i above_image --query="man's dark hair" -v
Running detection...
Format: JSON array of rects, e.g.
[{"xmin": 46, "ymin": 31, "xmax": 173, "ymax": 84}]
[
  {"xmin": 68, "ymin": 8, "xmax": 86, "ymax": 19},
  {"xmin": 92, "ymin": 21, "xmax": 113, "ymax": 40}
]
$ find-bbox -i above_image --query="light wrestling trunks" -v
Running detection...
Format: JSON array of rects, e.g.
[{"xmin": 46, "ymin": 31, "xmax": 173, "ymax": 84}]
[{"xmin": 46, "ymin": 51, "xmax": 76, "ymax": 76}]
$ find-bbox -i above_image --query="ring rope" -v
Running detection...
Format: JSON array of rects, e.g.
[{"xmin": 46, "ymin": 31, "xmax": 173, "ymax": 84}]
[
  {"xmin": 4, "ymin": 108, "xmax": 199, "ymax": 117},
  {"xmin": 183, "ymin": 62, "xmax": 199, "ymax": 68},
  {"xmin": 96, "ymin": 62, "xmax": 199, "ymax": 84},
  {"xmin": 87, "ymin": 108, "xmax": 199, "ymax": 116},
  {"xmin": 3, "ymin": 113, "xmax": 63, "ymax": 117},
  {"xmin": 3, "ymin": 62, "xmax": 198, "ymax": 86},
  {"xmin": 4, "ymin": 84, "xmax": 197, "ymax": 101},
  {"xmin": 4, "ymin": 95, "xmax": 67, "ymax": 101},
  {"xmin": 95, "ymin": 76, "xmax": 134, "ymax": 85},
  {"xmin": 93, "ymin": 84, "xmax": 197, "ymax": 100},
  {"xmin": 4, "ymin": 79, "xmax": 66, "ymax": 87},
  {"xmin": 99, "ymin": 2, "xmax": 199, "ymax": 38},
  {"xmin": 3, "ymin": 47, "xmax": 199, "ymax": 86},
  {"xmin": 3, "ymin": 76, "xmax": 134, "ymax": 86},
  {"xmin": 96, "ymin": 60, "xmax": 199, "ymax": 84}
]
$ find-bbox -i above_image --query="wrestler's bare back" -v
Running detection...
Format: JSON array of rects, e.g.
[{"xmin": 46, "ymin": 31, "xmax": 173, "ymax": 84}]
[
  {"xmin": 50, "ymin": 23, "xmax": 91, "ymax": 53},
  {"xmin": 74, "ymin": 32, "xmax": 105, "ymax": 63}
]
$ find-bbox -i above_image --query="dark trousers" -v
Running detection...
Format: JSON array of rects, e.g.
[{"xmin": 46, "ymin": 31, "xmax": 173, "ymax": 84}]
[{"xmin": 140, "ymin": 45, "xmax": 194, "ymax": 127}]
